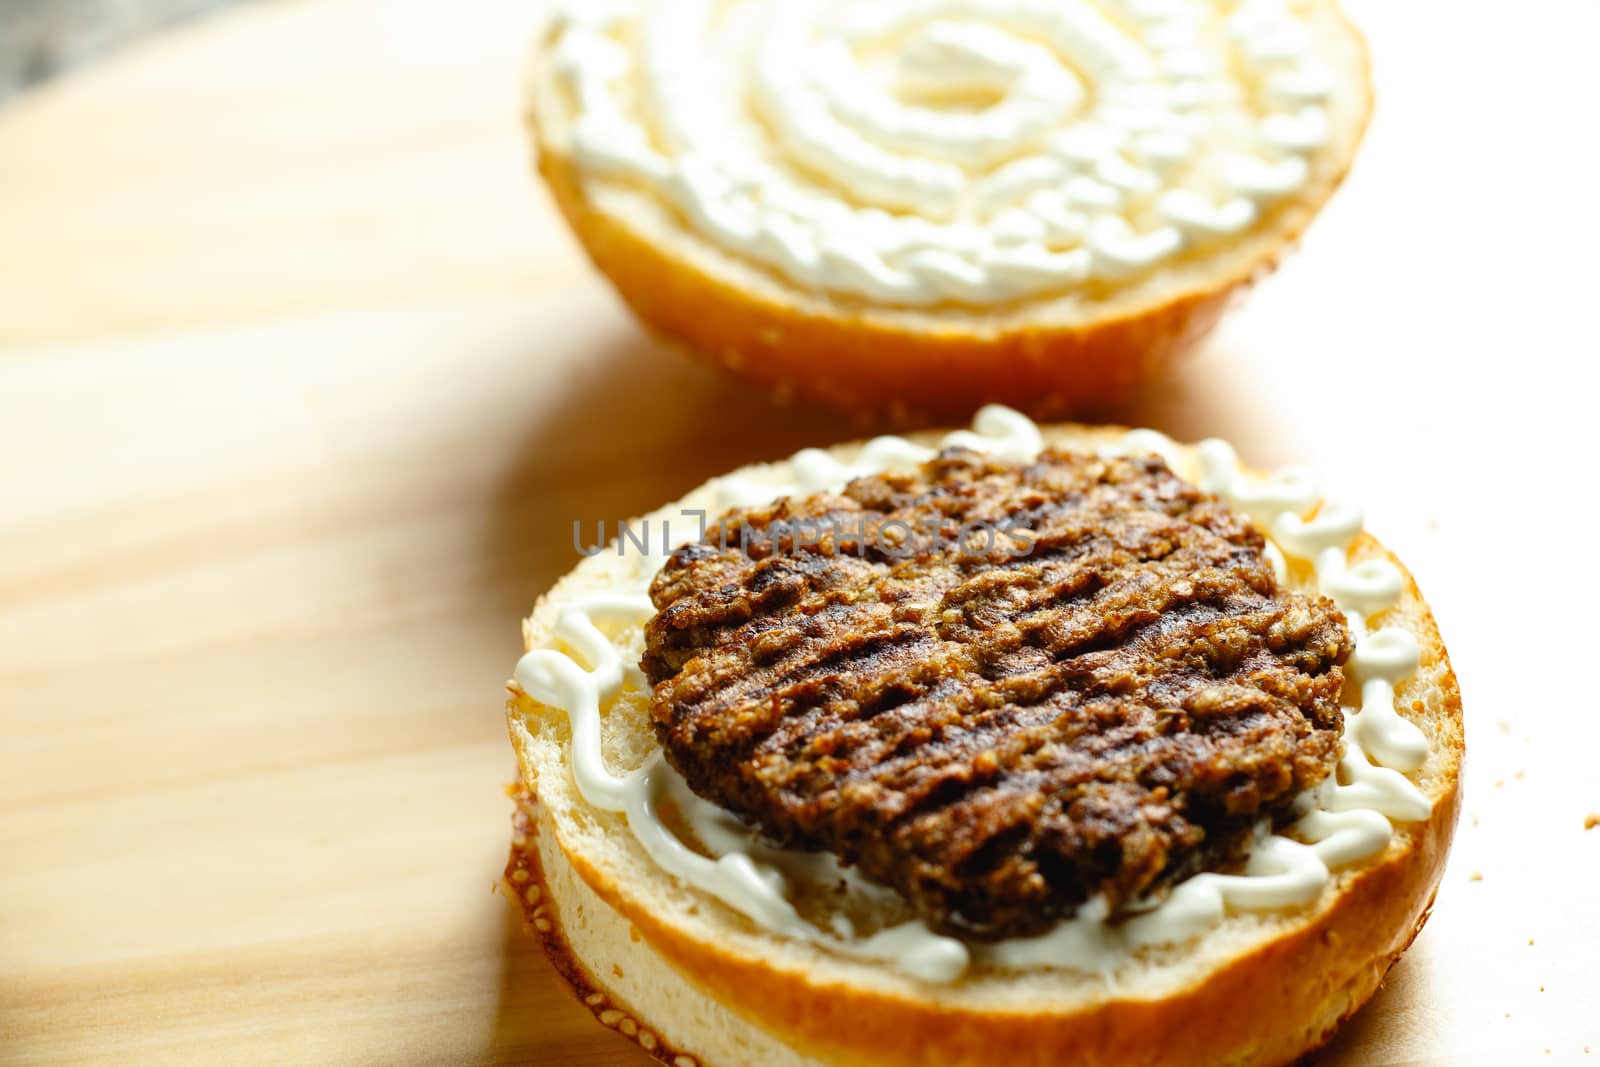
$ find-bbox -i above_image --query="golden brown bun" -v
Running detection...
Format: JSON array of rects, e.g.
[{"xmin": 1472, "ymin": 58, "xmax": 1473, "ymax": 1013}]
[
  {"xmin": 523, "ymin": 6, "xmax": 1373, "ymax": 423},
  {"xmin": 504, "ymin": 424, "xmax": 1463, "ymax": 1067}
]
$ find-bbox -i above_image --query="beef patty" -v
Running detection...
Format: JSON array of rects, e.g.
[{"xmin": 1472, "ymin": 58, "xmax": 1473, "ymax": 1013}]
[{"xmin": 642, "ymin": 448, "xmax": 1352, "ymax": 940}]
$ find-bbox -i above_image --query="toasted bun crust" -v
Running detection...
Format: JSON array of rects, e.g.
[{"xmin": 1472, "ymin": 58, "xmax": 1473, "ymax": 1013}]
[
  {"xmin": 505, "ymin": 425, "xmax": 1463, "ymax": 1067},
  {"xmin": 523, "ymin": 6, "xmax": 1373, "ymax": 422}
]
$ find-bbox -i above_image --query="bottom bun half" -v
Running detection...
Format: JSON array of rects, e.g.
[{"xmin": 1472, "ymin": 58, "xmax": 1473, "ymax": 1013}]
[{"xmin": 505, "ymin": 425, "xmax": 1464, "ymax": 1067}]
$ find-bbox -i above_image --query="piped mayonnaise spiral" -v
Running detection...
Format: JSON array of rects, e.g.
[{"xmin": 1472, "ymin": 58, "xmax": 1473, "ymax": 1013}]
[
  {"xmin": 547, "ymin": 0, "xmax": 1342, "ymax": 306},
  {"xmin": 513, "ymin": 408, "xmax": 1432, "ymax": 983}
]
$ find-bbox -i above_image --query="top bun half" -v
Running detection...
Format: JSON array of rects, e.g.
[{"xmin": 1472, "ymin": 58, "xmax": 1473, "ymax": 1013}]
[{"xmin": 525, "ymin": 1, "xmax": 1373, "ymax": 420}]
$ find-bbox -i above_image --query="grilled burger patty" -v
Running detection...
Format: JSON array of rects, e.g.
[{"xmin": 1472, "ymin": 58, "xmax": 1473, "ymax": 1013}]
[{"xmin": 642, "ymin": 449, "xmax": 1352, "ymax": 940}]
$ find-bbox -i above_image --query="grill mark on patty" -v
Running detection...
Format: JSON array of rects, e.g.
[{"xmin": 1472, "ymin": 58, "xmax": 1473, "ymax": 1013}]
[{"xmin": 643, "ymin": 449, "xmax": 1352, "ymax": 940}]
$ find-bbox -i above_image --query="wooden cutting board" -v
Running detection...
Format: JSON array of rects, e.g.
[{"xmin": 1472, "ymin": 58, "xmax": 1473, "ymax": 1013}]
[{"xmin": 1, "ymin": 1, "xmax": 1595, "ymax": 1064}]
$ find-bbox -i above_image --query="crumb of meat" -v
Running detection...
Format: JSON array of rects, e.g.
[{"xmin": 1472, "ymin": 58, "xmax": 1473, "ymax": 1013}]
[{"xmin": 643, "ymin": 449, "xmax": 1353, "ymax": 939}]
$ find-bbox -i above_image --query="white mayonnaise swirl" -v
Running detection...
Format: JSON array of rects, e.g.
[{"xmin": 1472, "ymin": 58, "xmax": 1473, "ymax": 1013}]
[
  {"xmin": 514, "ymin": 407, "xmax": 1432, "ymax": 983},
  {"xmin": 547, "ymin": 0, "xmax": 1340, "ymax": 306}
]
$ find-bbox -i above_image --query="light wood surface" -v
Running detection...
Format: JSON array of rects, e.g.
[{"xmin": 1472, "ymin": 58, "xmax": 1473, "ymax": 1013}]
[{"xmin": 1, "ymin": 1, "xmax": 1596, "ymax": 1064}]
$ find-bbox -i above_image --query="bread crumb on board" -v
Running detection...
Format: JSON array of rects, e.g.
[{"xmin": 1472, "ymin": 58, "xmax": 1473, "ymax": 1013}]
[
  {"xmin": 1469, "ymin": 872, "xmax": 1483, "ymax": 882},
  {"xmin": 1584, "ymin": 813, "xmax": 1599, "ymax": 830}
]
